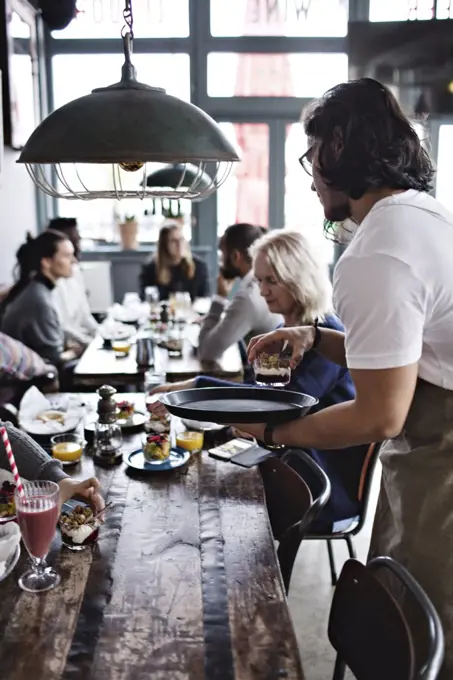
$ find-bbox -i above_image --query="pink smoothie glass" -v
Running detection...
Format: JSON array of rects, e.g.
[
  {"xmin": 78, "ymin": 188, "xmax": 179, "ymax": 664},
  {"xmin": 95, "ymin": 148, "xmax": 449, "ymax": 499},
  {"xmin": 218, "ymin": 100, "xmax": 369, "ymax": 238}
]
[{"xmin": 15, "ymin": 481, "xmax": 60, "ymax": 593}]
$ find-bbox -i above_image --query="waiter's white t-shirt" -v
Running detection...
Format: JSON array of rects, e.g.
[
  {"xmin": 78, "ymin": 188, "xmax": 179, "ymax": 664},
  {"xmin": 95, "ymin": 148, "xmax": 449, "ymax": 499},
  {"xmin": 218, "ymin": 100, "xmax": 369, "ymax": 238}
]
[{"xmin": 333, "ymin": 189, "xmax": 453, "ymax": 389}]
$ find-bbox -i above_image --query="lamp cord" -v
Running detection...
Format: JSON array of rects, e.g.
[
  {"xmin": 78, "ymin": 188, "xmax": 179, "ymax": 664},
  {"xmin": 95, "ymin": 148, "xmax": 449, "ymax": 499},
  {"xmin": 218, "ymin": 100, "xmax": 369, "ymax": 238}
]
[{"xmin": 122, "ymin": 0, "xmax": 134, "ymax": 40}]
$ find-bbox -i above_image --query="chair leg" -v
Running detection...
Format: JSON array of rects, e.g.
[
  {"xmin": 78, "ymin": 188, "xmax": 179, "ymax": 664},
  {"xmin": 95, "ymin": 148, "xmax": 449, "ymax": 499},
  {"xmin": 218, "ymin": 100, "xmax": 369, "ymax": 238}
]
[
  {"xmin": 332, "ymin": 655, "xmax": 346, "ymax": 680},
  {"xmin": 326, "ymin": 539, "xmax": 337, "ymax": 586},
  {"xmin": 345, "ymin": 535, "xmax": 356, "ymax": 559}
]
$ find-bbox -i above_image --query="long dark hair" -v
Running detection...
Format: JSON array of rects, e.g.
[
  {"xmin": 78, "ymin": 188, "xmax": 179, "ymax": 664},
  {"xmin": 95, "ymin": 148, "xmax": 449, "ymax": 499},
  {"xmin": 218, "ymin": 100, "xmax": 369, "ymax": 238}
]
[
  {"xmin": 303, "ymin": 78, "xmax": 435, "ymax": 200},
  {"xmin": 1, "ymin": 230, "xmax": 68, "ymax": 314},
  {"xmin": 155, "ymin": 223, "xmax": 195, "ymax": 286}
]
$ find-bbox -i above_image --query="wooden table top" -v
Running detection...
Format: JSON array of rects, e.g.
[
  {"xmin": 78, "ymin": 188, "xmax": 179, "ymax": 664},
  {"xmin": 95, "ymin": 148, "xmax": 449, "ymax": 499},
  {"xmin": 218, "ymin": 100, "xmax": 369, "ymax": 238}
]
[
  {"xmin": 0, "ymin": 395, "xmax": 304, "ymax": 680},
  {"xmin": 74, "ymin": 333, "xmax": 243, "ymax": 387}
]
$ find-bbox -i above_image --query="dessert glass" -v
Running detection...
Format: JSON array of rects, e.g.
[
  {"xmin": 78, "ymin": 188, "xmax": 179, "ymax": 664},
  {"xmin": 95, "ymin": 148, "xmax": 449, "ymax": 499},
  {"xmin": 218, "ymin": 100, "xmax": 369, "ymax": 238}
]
[{"xmin": 253, "ymin": 352, "xmax": 291, "ymax": 387}]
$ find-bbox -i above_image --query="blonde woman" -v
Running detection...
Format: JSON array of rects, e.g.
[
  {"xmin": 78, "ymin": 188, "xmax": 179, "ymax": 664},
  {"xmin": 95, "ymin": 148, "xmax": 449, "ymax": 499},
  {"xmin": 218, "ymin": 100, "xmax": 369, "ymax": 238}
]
[
  {"xmin": 150, "ymin": 229, "xmax": 370, "ymax": 531},
  {"xmin": 139, "ymin": 223, "xmax": 210, "ymax": 301}
]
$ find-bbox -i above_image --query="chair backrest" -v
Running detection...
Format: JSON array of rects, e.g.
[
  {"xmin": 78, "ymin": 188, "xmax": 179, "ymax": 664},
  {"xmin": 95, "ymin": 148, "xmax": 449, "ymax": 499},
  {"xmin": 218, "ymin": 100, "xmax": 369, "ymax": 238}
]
[
  {"xmin": 260, "ymin": 455, "xmax": 313, "ymax": 543},
  {"xmin": 282, "ymin": 449, "xmax": 331, "ymax": 532},
  {"xmin": 353, "ymin": 441, "xmax": 383, "ymax": 534},
  {"xmin": 328, "ymin": 558, "xmax": 444, "ymax": 680}
]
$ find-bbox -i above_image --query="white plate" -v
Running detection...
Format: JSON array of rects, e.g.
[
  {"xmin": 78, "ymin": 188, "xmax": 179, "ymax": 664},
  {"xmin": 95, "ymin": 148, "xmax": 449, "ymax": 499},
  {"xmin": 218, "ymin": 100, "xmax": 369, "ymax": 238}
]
[
  {"xmin": 20, "ymin": 413, "xmax": 83, "ymax": 436},
  {"xmin": 181, "ymin": 418, "xmax": 225, "ymax": 432}
]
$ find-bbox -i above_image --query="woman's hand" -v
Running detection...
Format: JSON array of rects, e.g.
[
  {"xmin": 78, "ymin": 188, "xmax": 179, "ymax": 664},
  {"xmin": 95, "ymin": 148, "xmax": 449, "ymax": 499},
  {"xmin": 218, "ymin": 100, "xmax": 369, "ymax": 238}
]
[
  {"xmin": 248, "ymin": 326, "xmax": 316, "ymax": 369},
  {"xmin": 58, "ymin": 477, "xmax": 104, "ymax": 514}
]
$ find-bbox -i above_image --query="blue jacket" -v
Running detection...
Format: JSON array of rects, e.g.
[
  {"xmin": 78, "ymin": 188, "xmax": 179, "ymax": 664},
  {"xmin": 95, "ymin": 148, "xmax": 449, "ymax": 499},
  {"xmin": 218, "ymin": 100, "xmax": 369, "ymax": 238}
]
[{"xmin": 195, "ymin": 314, "xmax": 369, "ymax": 529}]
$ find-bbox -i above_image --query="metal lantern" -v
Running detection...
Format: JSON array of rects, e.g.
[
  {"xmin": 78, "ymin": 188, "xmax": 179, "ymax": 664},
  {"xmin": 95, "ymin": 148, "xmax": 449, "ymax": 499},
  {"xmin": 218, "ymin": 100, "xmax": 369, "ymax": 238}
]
[{"xmin": 17, "ymin": 1, "xmax": 240, "ymax": 201}]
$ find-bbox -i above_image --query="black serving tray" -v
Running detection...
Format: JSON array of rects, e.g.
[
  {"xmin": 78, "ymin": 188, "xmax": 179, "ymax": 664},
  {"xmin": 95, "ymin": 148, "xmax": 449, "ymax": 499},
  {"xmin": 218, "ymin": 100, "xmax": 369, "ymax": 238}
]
[{"xmin": 159, "ymin": 387, "xmax": 317, "ymax": 425}]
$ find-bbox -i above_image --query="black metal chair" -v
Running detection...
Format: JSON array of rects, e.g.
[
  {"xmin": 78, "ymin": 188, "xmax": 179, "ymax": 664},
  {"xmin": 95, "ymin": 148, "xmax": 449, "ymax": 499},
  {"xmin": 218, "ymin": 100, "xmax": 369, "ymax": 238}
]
[
  {"xmin": 328, "ymin": 557, "xmax": 445, "ymax": 680},
  {"xmin": 260, "ymin": 449, "xmax": 331, "ymax": 593},
  {"xmin": 305, "ymin": 441, "xmax": 383, "ymax": 585}
]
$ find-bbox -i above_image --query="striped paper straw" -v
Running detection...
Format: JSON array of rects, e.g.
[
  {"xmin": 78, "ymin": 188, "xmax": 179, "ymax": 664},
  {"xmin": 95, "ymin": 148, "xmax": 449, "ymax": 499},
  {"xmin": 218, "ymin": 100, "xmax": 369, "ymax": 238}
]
[{"xmin": 0, "ymin": 426, "xmax": 25, "ymax": 498}]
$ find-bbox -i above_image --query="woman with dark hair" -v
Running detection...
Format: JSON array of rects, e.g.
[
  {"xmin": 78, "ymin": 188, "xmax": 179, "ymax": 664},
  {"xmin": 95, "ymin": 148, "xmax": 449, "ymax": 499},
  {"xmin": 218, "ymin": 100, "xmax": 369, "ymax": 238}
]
[
  {"xmin": 0, "ymin": 231, "xmax": 80, "ymax": 367},
  {"xmin": 236, "ymin": 79, "xmax": 453, "ymax": 677},
  {"xmin": 139, "ymin": 223, "xmax": 210, "ymax": 301}
]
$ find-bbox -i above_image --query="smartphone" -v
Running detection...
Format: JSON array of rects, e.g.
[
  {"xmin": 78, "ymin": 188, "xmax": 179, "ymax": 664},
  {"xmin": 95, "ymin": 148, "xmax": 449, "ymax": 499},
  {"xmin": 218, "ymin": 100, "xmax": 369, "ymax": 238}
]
[{"xmin": 208, "ymin": 438, "xmax": 254, "ymax": 462}]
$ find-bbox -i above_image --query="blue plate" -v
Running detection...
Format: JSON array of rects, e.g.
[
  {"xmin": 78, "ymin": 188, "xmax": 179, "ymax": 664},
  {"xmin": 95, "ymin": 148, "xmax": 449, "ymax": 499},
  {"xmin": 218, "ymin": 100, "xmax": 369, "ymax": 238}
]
[{"xmin": 123, "ymin": 447, "xmax": 191, "ymax": 472}]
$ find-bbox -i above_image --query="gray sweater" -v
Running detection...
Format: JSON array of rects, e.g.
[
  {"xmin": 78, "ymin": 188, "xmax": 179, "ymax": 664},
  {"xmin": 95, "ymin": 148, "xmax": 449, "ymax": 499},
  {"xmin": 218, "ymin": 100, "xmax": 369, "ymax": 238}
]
[
  {"xmin": 198, "ymin": 271, "xmax": 282, "ymax": 362},
  {"xmin": 0, "ymin": 421, "xmax": 67, "ymax": 483},
  {"xmin": 1, "ymin": 278, "xmax": 64, "ymax": 365}
]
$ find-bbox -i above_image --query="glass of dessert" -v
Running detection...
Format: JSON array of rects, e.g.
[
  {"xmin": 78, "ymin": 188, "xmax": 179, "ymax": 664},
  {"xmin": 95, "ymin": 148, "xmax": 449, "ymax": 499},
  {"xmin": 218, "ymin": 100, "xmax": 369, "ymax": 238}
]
[
  {"xmin": 253, "ymin": 351, "xmax": 291, "ymax": 387},
  {"xmin": 0, "ymin": 481, "xmax": 16, "ymax": 525},
  {"xmin": 145, "ymin": 410, "xmax": 171, "ymax": 436},
  {"xmin": 116, "ymin": 400, "xmax": 135, "ymax": 424},
  {"xmin": 59, "ymin": 504, "xmax": 100, "ymax": 551},
  {"xmin": 143, "ymin": 433, "xmax": 171, "ymax": 464},
  {"xmin": 176, "ymin": 431, "xmax": 204, "ymax": 454},
  {"xmin": 15, "ymin": 480, "xmax": 60, "ymax": 593},
  {"xmin": 112, "ymin": 339, "xmax": 132, "ymax": 358},
  {"xmin": 51, "ymin": 433, "xmax": 84, "ymax": 466}
]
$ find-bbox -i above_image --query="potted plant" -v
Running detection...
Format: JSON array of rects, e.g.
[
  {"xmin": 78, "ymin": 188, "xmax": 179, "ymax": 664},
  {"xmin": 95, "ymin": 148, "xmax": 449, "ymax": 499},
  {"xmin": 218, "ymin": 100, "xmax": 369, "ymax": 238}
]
[{"xmin": 118, "ymin": 214, "xmax": 139, "ymax": 250}]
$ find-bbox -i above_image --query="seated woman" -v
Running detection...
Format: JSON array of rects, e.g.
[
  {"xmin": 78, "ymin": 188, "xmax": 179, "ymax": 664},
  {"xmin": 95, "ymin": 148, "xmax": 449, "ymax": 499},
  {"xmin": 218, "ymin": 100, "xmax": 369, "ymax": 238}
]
[
  {"xmin": 139, "ymin": 222, "xmax": 210, "ymax": 301},
  {"xmin": 150, "ymin": 229, "xmax": 371, "ymax": 531},
  {"xmin": 0, "ymin": 231, "xmax": 83, "ymax": 371},
  {"xmin": 0, "ymin": 420, "xmax": 103, "ymax": 512}
]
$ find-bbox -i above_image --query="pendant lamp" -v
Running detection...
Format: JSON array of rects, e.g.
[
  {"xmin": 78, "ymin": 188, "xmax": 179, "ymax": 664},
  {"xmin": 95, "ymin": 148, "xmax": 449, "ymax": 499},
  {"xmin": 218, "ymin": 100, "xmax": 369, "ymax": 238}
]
[
  {"xmin": 17, "ymin": 0, "xmax": 240, "ymax": 201},
  {"xmin": 145, "ymin": 163, "xmax": 214, "ymax": 201}
]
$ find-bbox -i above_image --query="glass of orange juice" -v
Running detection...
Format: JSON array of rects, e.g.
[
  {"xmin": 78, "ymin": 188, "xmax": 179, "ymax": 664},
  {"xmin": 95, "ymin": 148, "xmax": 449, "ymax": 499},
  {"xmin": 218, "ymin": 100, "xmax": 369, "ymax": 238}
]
[
  {"xmin": 51, "ymin": 434, "xmax": 85, "ymax": 466},
  {"xmin": 112, "ymin": 339, "xmax": 132, "ymax": 358},
  {"xmin": 175, "ymin": 431, "xmax": 204, "ymax": 454}
]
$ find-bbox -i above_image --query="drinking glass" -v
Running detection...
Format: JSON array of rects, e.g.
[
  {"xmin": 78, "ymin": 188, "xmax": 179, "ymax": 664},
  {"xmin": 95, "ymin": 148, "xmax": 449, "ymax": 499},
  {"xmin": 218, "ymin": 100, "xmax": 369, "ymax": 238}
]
[
  {"xmin": 253, "ymin": 352, "xmax": 291, "ymax": 387},
  {"xmin": 112, "ymin": 339, "xmax": 132, "ymax": 358},
  {"xmin": 15, "ymin": 481, "xmax": 60, "ymax": 593},
  {"xmin": 145, "ymin": 286, "xmax": 160, "ymax": 305}
]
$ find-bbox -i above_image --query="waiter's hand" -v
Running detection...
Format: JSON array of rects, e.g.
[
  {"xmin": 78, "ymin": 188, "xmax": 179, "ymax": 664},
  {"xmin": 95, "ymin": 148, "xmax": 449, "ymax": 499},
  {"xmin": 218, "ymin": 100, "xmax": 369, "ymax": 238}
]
[
  {"xmin": 248, "ymin": 326, "xmax": 316, "ymax": 369},
  {"xmin": 216, "ymin": 274, "xmax": 234, "ymax": 298},
  {"xmin": 230, "ymin": 423, "xmax": 265, "ymax": 441}
]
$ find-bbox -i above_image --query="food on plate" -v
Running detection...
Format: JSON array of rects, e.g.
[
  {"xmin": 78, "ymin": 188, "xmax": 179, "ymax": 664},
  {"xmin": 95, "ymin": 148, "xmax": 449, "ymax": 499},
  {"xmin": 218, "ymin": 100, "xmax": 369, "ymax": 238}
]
[
  {"xmin": 145, "ymin": 410, "xmax": 171, "ymax": 435},
  {"xmin": 116, "ymin": 400, "xmax": 135, "ymax": 421},
  {"xmin": 0, "ymin": 481, "xmax": 16, "ymax": 521},
  {"xmin": 37, "ymin": 410, "xmax": 66, "ymax": 425},
  {"xmin": 254, "ymin": 352, "xmax": 291, "ymax": 386},
  {"xmin": 59, "ymin": 505, "xmax": 100, "ymax": 550},
  {"xmin": 143, "ymin": 433, "xmax": 170, "ymax": 462}
]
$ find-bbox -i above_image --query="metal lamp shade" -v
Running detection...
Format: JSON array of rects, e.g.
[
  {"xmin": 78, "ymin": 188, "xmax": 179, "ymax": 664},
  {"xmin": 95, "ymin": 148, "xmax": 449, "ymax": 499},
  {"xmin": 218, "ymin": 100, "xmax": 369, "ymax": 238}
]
[
  {"xmin": 17, "ymin": 81, "xmax": 240, "ymax": 201},
  {"xmin": 145, "ymin": 163, "xmax": 214, "ymax": 202}
]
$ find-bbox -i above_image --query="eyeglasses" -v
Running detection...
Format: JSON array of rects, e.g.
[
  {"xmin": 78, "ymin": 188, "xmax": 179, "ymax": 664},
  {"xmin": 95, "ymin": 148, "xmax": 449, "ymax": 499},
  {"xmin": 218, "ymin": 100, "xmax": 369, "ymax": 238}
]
[{"xmin": 298, "ymin": 149, "xmax": 313, "ymax": 177}]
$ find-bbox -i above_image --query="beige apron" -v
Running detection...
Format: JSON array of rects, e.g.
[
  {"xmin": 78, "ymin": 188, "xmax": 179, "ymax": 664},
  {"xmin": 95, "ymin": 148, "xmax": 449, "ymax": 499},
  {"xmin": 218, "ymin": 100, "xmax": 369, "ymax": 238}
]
[{"xmin": 368, "ymin": 379, "xmax": 453, "ymax": 679}]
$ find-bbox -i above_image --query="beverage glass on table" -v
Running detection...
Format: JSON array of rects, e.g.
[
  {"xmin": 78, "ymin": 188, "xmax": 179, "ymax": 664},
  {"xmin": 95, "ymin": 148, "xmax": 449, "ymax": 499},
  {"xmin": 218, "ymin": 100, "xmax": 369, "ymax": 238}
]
[
  {"xmin": 112, "ymin": 339, "xmax": 132, "ymax": 358},
  {"xmin": 176, "ymin": 431, "xmax": 204, "ymax": 454},
  {"xmin": 15, "ymin": 480, "xmax": 60, "ymax": 593},
  {"xmin": 51, "ymin": 433, "xmax": 84, "ymax": 466},
  {"xmin": 253, "ymin": 351, "xmax": 291, "ymax": 387}
]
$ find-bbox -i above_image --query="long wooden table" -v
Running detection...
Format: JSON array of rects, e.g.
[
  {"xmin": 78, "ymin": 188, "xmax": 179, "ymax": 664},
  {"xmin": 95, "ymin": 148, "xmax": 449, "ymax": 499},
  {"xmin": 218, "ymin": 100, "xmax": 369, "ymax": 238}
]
[
  {"xmin": 74, "ymin": 333, "xmax": 243, "ymax": 388},
  {"xmin": 0, "ymin": 395, "xmax": 304, "ymax": 680}
]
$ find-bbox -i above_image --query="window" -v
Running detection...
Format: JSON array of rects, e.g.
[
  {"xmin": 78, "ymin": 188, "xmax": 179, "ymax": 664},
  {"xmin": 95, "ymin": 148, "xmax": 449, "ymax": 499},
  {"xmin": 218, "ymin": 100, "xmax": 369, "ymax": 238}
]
[
  {"xmin": 52, "ymin": 0, "xmax": 189, "ymax": 39},
  {"xmin": 216, "ymin": 122, "xmax": 269, "ymax": 235},
  {"xmin": 369, "ymin": 0, "xmax": 437, "ymax": 21},
  {"xmin": 208, "ymin": 53, "xmax": 348, "ymax": 98},
  {"xmin": 211, "ymin": 0, "xmax": 348, "ymax": 37},
  {"xmin": 285, "ymin": 123, "xmax": 333, "ymax": 264},
  {"xmin": 52, "ymin": 53, "xmax": 190, "ymax": 109}
]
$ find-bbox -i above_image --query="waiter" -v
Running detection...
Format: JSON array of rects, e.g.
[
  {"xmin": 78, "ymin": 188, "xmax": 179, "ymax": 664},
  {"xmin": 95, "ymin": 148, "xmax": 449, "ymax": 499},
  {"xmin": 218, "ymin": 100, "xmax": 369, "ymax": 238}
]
[{"xmin": 239, "ymin": 78, "xmax": 453, "ymax": 678}]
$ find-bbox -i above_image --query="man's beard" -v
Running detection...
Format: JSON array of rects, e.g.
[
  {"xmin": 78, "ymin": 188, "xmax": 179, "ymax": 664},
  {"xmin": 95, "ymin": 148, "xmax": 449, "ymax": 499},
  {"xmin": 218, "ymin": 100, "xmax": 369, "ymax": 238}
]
[
  {"xmin": 220, "ymin": 264, "xmax": 241, "ymax": 280},
  {"xmin": 325, "ymin": 201, "xmax": 351, "ymax": 223}
]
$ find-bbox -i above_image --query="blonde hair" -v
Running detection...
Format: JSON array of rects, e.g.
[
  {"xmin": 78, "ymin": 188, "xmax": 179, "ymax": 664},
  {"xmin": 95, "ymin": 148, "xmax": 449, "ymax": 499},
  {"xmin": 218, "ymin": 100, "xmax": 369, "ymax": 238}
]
[
  {"xmin": 250, "ymin": 229, "xmax": 332, "ymax": 324},
  {"xmin": 155, "ymin": 223, "xmax": 195, "ymax": 286}
]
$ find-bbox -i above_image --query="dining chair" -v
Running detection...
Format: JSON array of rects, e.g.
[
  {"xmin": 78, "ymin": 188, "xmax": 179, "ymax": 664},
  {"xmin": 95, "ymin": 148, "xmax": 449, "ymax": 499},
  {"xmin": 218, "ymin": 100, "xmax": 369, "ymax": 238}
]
[
  {"xmin": 305, "ymin": 441, "xmax": 383, "ymax": 585},
  {"xmin": 328, "ymin": 557, "xmax": 445, "ymax": 680},
  {"xmin": 260, "ymin": 449, "xmax": 331, "ymax": 593}
]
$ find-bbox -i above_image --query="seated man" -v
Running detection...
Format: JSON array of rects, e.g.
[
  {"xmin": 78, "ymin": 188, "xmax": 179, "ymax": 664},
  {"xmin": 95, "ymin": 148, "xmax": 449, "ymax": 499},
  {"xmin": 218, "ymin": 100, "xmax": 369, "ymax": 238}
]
[
  {"xmin": 49, "ymin": 217, "xmax": 99, "ymax": 347},
  {"xmin": 198, "ymin": 223, "xmax": 282, "ymax": 362},
  {"xmin": 0, "ymin": 421, "xmax": 103, "ymax": 511}
]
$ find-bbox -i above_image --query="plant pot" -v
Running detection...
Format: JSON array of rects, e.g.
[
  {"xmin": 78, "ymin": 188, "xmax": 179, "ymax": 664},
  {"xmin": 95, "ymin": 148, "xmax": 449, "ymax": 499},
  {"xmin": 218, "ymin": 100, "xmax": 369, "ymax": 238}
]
[{"xmin": 119, "ymin": 221, "xmax": 138, "ymax": 250}]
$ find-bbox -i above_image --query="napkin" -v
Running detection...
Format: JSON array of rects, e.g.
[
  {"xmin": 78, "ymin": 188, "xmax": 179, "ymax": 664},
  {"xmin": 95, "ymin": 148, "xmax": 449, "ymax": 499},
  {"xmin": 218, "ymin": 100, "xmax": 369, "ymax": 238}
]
[
  {"xmin": 19, "ymin": 387, "xmax": 84, "ymax": 435},
  {"xmin": 0, "ymin": 522, "xmax": 20, "ymax": 578}
]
